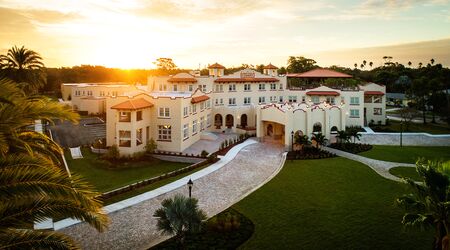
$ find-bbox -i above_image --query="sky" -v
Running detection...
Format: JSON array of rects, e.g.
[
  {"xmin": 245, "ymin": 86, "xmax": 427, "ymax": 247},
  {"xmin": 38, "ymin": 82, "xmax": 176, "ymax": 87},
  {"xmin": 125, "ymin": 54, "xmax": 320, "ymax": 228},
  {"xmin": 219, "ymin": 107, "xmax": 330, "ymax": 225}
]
[{"xmin": 1, "ymin": 0, "xmax": 449, "ymax": 69}]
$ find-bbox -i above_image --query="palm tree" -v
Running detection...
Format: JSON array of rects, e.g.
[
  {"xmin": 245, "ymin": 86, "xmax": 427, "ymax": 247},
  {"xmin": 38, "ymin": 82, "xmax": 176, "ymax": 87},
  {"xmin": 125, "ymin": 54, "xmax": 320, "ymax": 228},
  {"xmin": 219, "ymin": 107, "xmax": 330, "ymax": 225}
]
[
  {"xmin": 0, "ymin": 46, "xmax": 45, "ymax": 94},
  {"xmin": 311, "ymin": 133, "xmax": 327, "ymax": 149},
  {"xmin": 336, "ymin": 130, "xmax": 350, "ymax": 144},
  {"xmin": 397, "ymin": 160, "xmax": 450, "ymax": 250},
  {"xmin": 369, "ymin": 61, "xmax": 373, "ymax": 69},
  {"xmin": 408, "ymin": 61, "xmax": 412, "ymax": 67},
  {"xmin": 363, "ymin": 60, "xmax": 367, "ymax": 67},
  {"xmin": 154, "ymin": 194, "xmax": 207, "ymax": 247},
  {"xmin": 360, "ymin": 64, "xmax": 364, "ymax": 70},
  {"xmin": 347, "ymin": 127, "xmax": 361, "ymax": 143},
  {"xmin": 0, "ymin": 77, "xmax": 109, "ymax": 248},
  {"xmin": 431, "ymin": 58, "xmax": 435, "ymax": 65},
  {"xmin": 354, "ymin": 63, "xmax": 357, "ymax": 69},
  {"xmin": 294, "ymin": 134, "xmax": 310, "ymax": 151},
  {"xmin": 419, "ymin": 62, "xmax": 423, "ymax": 68}
]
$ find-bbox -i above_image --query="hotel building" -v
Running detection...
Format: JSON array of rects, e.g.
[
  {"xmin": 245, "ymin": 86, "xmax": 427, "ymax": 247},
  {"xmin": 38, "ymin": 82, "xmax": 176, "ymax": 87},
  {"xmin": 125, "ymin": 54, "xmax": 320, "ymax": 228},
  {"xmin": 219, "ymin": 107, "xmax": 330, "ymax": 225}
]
[{"xmin": 61, "ymin": 63, "xmax": 386, "ymax": 154}]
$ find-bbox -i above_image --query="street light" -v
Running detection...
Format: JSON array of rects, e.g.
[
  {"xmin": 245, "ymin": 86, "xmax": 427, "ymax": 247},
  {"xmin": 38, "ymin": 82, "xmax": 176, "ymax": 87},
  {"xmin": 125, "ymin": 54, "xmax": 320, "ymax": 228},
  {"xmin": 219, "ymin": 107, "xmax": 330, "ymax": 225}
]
[
  {"xmin": 291, "ymin": 131, "xmax": 294, "ymax": 152},
  {"xmin": 187, "ymin": 179, "xmax": 193, "ymax": 198},
  {"xmin": 400, "ymin": 120, "xmax": 403, "ymax": 148}
]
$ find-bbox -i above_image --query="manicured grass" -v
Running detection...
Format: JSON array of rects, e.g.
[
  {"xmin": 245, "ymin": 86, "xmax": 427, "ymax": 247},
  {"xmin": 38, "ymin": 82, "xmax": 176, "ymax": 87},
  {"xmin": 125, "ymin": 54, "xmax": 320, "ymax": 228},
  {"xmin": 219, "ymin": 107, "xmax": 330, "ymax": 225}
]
[
  {"xmin": 65, "ymin": 148, "xmax": 189, "ymax": 193},
  {"xmin": 233, "ymin": 158, "xmax": 432, "ymax": 249},
  {"xmin": 359, "ymin": 145, "xmax": 450, "ymax": 164},
  {"xmin": 389, "ymin": 167, "xmax": 422, "ymax": 182},
  {"xmin": 372, "ymin": 120, "xmax": 450, "ymax": 134}
]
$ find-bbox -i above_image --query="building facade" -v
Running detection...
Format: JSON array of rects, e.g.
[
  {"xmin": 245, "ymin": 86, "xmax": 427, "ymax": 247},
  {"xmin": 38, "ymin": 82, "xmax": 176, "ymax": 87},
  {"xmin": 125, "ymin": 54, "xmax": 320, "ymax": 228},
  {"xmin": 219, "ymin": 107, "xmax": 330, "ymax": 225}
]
[{"xmin": 63, "ymin": 64, "xmax": 386, "ymax": 154}]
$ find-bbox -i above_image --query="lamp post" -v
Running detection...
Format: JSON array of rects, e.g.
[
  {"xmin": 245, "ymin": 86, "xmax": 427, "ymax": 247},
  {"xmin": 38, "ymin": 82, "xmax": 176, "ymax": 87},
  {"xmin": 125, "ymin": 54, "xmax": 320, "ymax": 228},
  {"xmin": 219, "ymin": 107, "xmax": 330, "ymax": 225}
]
[
  {"xmin": 291, "ymin": 131, "xmax": 294, "ymax": 152},
  {"xmin": 187, "ymin": 179, "xmax": 193, "ymax": 198},
  {"xmin": 400, "ymin": 120, "xmax": 403, "ymax": 148}
]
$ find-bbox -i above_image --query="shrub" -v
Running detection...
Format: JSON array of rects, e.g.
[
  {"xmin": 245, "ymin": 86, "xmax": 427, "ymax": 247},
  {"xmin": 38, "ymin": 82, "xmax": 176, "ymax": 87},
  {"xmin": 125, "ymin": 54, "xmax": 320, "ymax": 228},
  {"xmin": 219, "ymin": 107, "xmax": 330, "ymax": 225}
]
[
  {"xmin": 200, "ymin": 150, "xmax": 209, "ymax": 158},
  {"xmin": 145, "ymin": 138, "xmax": 158, "ymax": 154},
  {"xmin": 104, "ymin": 144, "xmax": 120, "ymax": 161}
]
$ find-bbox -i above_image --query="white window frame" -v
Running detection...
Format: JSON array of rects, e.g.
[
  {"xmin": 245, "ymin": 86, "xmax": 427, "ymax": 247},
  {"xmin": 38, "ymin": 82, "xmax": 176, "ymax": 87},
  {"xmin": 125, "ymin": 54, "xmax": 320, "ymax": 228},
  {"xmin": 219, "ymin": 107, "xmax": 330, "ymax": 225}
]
[
  {"xmin": 183, "ymin": 106, "xmax": 188, "ymax": 117},
  {"xmin": 312, "ymin": 96, "xmax": 320, "ymax": 104},
  {"xmin": 228, "ymin": 97, "xmax": 236, "ymax": 106},
  {"xmin": 259, "ymin": 96, "xmax": 266, "ymax": 104},
  {"xmin": 244, "ymin": 97, "xmax": 251, "ymax": 105},
  {"xmin": 350, "ymin": 109, "xmax": 360, "ymax": 118},
  {"xmin": 192, "ymin": 120, "xmax": 198, "ymax": 134},
  {"xmin": 158, "ymin": 107, "xmax": 170, "ymax": 118},
  {"xmin": 270, "ymin": 83, "xmax": 276, "ymax": 90},
  {"xmin": 350, "ymin": 97, "xmax": 360, "ymax": 105},
  {"xmin": 158, "ymin": 125, "xmax": 172, "ymax": 141},
  {"xmin": 259, "ymin": 84, "xmax": 266, "ymax": 91},
  {"xmin": 183, "ymin": 124, "xmax": 189, "ymax": 139},
  {"xmin": 244, "ymin": 84, "xmax": 251, "ymax": 91},
  {"xmin": 229, "ymin": 84, "xmax": 236, "ymax": 92}
]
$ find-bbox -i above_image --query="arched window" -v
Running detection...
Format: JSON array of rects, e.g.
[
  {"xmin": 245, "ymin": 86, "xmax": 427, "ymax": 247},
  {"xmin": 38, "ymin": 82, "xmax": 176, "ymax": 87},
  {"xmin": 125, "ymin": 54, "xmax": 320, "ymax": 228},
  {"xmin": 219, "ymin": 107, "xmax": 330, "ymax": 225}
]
[
  {"xmin": 313, "ymin": 122, "xmax": 322, "ymax": 133},
  {"xmin": 240, "ymin": 114, "xmax": 248, "ymax": 128},
  {"xmin": 214, "ymin": 114, "xmax": 223, "ymax": 129},
  {"xmin": 225, "ymin": 114, "xmax": 234, "ymax": 128},
  {"xmin": 330, "ymin": 126, "xmax": 338, "ymax": 134}
]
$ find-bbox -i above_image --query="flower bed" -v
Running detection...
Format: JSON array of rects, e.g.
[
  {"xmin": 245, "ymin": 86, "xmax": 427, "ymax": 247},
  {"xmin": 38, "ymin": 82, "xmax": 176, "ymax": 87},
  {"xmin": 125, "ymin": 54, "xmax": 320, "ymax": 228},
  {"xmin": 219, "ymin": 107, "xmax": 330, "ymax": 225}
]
[
  {"xmin": 151, "ymin": 208, "xmax": 254, "ymax": 249},
  {"xmin": 216, "ymin": 134, "xmax": 251, "ymax": 156},
  {"xmin": 329, "ymin": 143, "xmax": 372, "ymax": 154},
  {"xmin": 287, "ymin": 146, "xmax": 336, "ymax": 160}
]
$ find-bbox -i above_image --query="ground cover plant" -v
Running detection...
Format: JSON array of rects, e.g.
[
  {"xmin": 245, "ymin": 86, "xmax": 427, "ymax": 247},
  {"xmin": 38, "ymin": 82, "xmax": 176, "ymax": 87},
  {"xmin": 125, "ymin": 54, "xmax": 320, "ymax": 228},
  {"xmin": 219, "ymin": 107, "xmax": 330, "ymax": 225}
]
[
  {"xmin": 359, "ymin": 145, "xmax": 450, "ymax": 164},
  {"xmin": 371, "ymin": 120, "xmax": 450, "ymax": 134},
  {"xmin": 232, "ymin": 157, "xmax": 432, "ymax": 249},
  {"xmin": 329, "ymin": 142, "xmax": 372, "ymax": 154}
]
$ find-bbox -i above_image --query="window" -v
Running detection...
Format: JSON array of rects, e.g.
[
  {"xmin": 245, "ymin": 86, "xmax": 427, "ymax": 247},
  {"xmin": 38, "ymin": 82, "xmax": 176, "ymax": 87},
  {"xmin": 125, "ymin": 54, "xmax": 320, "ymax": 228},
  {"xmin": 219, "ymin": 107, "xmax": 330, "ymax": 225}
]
[
  {"xmin": 192, "ymin": 104, "xmax": 197, "ymax": 113},
  {"xmin": 136, "ymin": 128, "xmax": 143, "ymax": 145},
  {"xmin": 350, "ymin": 97, "xmax": 360, "ymax": 105},
  {"xmin": 259, "ymin": 84, "xmax": 266, "ymax": 91},
  {"xmin": 99, "ymin": 91, "xmax": 105, "ymax": 96},
  {"xmin": 87, "ymin": 90, "xmax": 92, "ymax": 96},
  {"xmin": 350, "ymin": 109, "xmax": 360, "ymax": 118},
  {"xmin": 364, "ymin": 95, "xmax": 372, "ymax": 103},
  {"xmin": 288, "ymin": 96, "xmax": 297, "ymax": 103},
  {"xmin": 215, "ymin": 85, "xmax": 223, "ymax": 92},
  {"xmin": 279, "ymin": 84, "xmax": 283, "ymax": 90},
  {"xmin": 183, "ymin": 124, "xmax": 189, "ymax": 139},
  {"xmin": 119, "ymin": 130, "xmax": 131, "ymax": 147},
  {"xmin": 183, "ymin": 106, "xmax": 188, "ymax": 117},
  {"xmin": 270, "ymin": 96, "xmax": 277, "ymax": 103},
  {"xmin": 201, "ymin": 85, "xmax": 207, "ymax": 92},
  {"xmin": 200, "ymin": 116, "xmax": 205, "ymax": 131},
  {"xmin": 229, "ymin": 84, "xmax": 236, "ymax": 92},
  {"xmin": 158, "ymin": 107, "xmax": 170, "ymax": 118},
  {"xmin": 200, "ymin": 102, "xmax": 205, "ymax": 111},
  {"xmin": 146, "ymin": 126, "xmax": 149, "ymax": 144},
  {"xmin": 326, "ymin": 97, "xmax": 335, "ymax": 105},
  {"xmin": 244, "ymin": 97, "xmax": 251, "ymax": 105},
  {"xmin": 136, "ymin": 111, "xmax": 142, "ymax": 121},
  {"xmin": 215, "ymin": 98, "xmax": 223, "ymax": 106},
  {"xmin": 119, "ymin": 112, "xmax": 131, "ymax": 122},
  {"xmin": 244, "ymin": 84, "xmax": 251, "ymax": 91},
  {"xmin": 207, "ymin": 114, "xmax": 211, "ymax": 127},
  {"xmin": 206, "ymin": 100, "xmax": 211, "ymax": 109},
  {"xmin": 302, "ymin": 96, "xmax": 306, "ymax": 102},
  {"xmin": 270, "ymin": 83, "xmax": 276, "ymax": 90},
  {"xmin": 374, "ymin": 108, "xmax": 382, "ymax": 115},
  {"xmin": 189, "ymin": 85, "xmax": 193, "ymax": 92},
  {"xmin": 158, "ymin": 125, "xmax": 172, "ymax": 141},
  {"xmin": 259, "ymin": 96, "xmax": 266, "ymax": 104},
  {"xmin": 192, "ymin": 120, "xmax": 198, "ymax": 134},
  {"xmin": 228, "ymin": 98, "xmax": 236, "ymax": 106},
  {"xmin": 173, "ymin": 85, "xmax": 178, "ymax": 91},
  {"xmin": 312, "ymin": 96, "xmax": 320, "ymax": 104},
  {"xmin": 374, "ymin": 96, "xmax": 382, "ymax": 103}
]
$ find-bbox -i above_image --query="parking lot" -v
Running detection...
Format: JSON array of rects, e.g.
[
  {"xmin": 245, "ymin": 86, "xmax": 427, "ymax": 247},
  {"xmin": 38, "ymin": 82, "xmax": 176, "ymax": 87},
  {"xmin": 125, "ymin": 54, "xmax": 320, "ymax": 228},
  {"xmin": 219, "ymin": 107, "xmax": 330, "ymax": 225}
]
[{"xmin": 50, "ymin": 117, "xmax": 106, "ymax": 148}]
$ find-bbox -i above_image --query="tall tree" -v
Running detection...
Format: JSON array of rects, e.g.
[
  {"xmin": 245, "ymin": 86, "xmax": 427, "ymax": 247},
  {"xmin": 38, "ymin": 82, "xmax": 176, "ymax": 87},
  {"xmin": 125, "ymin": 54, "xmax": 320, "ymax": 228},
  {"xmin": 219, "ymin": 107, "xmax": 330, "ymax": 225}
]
[
  {"xmin": 369, "ymin": 61, "xmax": 373, "ymax": 68},
  {"xmin": 0, "ymin": 78, "xmax": 109, "ymax": 249},
  {"xmin": 153, "ymin": 58, "xmax": 177, "ymax": 71},
  {"xmin": 286, "ymin": 56, "xmax": 318, "ymax": 73},
  {"xmin": 410, "ymin": 77, "xmax": 429, "ymax": 124},
  {"xmin": 154, "ymin": 194, "xmax": 206, "ymax": 247},
  {"xmin": 354, "ymin": 63, "xmax": 358, "ymax": 69},
  {"xmin": 0, "ymin": 46, "xmax": 46, "ymax": 94},
  {"xmin": 397, "ymin": 160, "xmax": 450, "ymax": 250},
  {"xmin": 408, "ymin": 61, "xmax": 412, "ymax": 67},
  {"xmin": 431, "ymin": 58, "xmax": 435, "ymax": 65}
]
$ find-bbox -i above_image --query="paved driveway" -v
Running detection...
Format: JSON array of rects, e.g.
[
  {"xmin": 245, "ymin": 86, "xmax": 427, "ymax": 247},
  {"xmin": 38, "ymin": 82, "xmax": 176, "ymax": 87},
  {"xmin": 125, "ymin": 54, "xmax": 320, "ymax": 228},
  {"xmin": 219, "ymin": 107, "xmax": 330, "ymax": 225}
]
[
  {"xmin": 60, "ymin": 141, "xmax": 285, "ymax": 249},
  {"xmin": 50, "ymin": 117, "xmax": 105, "ymax": 147}
]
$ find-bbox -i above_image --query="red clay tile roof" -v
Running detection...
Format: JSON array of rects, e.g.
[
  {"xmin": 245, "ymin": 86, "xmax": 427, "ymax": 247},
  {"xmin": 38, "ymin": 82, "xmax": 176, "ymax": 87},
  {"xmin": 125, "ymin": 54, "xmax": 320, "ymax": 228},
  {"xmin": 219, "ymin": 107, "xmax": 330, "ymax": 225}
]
[
  {"xmin": 288, "ymin": 68, "xmax": 352, "ymax": 78},
  {"xmin": 208, "ymin": 63, "xmax": 225, "ymax": 69},
  {"xmin": 191, "ymin": 95, "xmax": 210, "ymax": 104},
  {"xmin": 214, "ymin": 77, "xmax": 279, "ymax": 83},
  {"xmin": 111, "ymin": 98, "xmax": 154, "ymax": 110},
  {"xmin": 306, "ymin": 91, "xmax": 340, "ymax": 96},
  {"xmin": 263, "ymin": 63, "xmax": 278, "ymax": 69},
  {"xmin": 364, "ymin": 91, "xmax": 384, "ymax": 96},
  {"xmin": 167, "ymin": 78, "xmax": 197, "ymax": 83}
]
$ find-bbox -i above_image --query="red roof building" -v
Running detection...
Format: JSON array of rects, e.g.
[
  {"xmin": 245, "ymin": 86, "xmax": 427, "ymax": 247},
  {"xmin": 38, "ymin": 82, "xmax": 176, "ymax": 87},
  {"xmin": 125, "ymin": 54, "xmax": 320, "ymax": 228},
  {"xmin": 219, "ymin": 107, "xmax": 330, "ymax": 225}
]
[
  {"xmin": 111, "ymin": 98, "xmax": 154, "ymax": 110},
  {"xmin": 306, "ymin": 91, "xmax": 340, "ymax": 96},
  {"xmin": 288, "ymin": 68, "xmax": 352, "ymax": 78},
  {"xmin": 215, "ymin": 77, "xmax": 279, "ymax": 83},
  {"xmin": 191, "ymin": 95, "xmax": 210, "ymax": 104},
  {"xmin": 263, "ymin": 63, "xmax": 278, "ymax": 69},
  {"xmin": 208, "ymin": 63, "xmax": 225, "ymax": 69}
]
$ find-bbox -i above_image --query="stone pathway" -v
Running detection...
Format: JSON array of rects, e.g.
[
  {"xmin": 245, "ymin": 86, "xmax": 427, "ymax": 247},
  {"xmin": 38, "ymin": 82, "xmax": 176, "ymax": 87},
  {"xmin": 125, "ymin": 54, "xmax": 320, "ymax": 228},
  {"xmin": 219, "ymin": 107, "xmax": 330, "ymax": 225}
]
[
  {"xmin": 60, "ymin": 141, "xmax": 285, "ymax": 250},
  {"xmin": 322, "ymin": 146, "xmax": 415, "ymax": 181}
]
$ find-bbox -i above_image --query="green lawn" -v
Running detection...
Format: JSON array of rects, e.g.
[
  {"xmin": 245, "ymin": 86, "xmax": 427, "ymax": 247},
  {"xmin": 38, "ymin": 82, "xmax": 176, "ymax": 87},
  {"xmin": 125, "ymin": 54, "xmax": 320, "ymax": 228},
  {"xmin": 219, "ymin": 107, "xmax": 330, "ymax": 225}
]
[
  {"xmin": 233, "ymin": 158, "xmax": 432, "ymax": 249},
  {"xmin": 372, "ymin": 120, "xmax": 450, "ymax": 134},
  {"xmin": 65, "ymin": 148, "xmax": 189, "ymax": 193},
  {"xmin": 359, "ymin": 145, "xmax": 450, "ymax": 164},
  {"xmin": 389, "ymin": 167, "xmax": 422, "ymax": 182}
]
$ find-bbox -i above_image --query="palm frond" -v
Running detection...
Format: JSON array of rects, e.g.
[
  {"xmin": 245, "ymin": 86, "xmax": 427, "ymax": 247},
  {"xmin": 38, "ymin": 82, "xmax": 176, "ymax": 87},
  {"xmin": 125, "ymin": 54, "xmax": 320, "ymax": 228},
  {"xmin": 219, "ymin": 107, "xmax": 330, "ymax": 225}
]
[{"xmin": 0, "ymin": 228, "xmax": 78, "ymax": 250}]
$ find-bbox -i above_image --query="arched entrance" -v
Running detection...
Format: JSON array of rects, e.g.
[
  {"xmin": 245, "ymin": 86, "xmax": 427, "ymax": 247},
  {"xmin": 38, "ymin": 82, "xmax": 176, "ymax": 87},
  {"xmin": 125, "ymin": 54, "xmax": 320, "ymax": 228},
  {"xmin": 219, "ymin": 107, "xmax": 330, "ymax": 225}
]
[
  {"xmin": 313, "ymin": 122, "xmax": 322, "ymax": 134},
  {"xmin": 240, "ymin": 114, "xmax": 248, "ymax": 128},
  {"xmin": 214, "ymin": 114, "xmax": 223, "ymax": 129},
  {"xmin": 330, "ymin": 126, "xmax": 338, "ymax": 134},
  {"xmin": 225, "ymin": 114, "xmax": 234, "ymax": 128}
]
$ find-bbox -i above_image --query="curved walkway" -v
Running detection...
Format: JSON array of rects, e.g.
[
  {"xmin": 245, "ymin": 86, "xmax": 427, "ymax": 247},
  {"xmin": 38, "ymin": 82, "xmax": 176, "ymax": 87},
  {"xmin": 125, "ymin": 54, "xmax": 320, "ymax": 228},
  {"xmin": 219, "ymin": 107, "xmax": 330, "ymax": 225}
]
[
  {"xmin": 60, "ymin": 140, "xmax": 285, "ymax": 250},
  {"xmin": 322, "ymin": 146, "xmax": 415, "ymax": 181}
]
